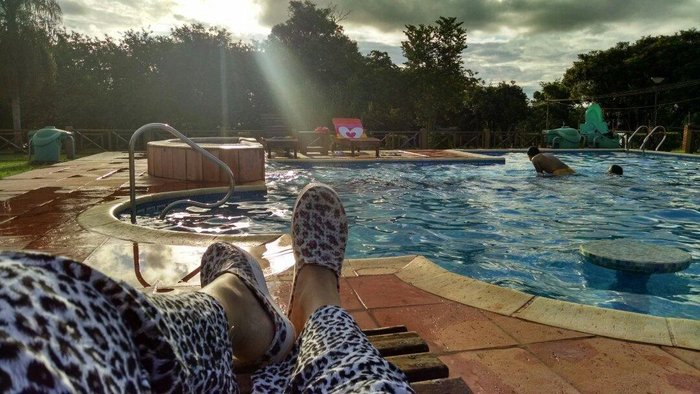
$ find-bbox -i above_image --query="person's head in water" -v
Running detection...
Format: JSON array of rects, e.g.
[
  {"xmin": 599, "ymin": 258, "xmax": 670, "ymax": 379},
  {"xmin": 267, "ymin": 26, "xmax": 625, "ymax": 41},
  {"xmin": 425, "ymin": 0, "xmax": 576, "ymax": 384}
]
[
  {"xmin": 608, "ymin": 164, "xmax": 623, "ymax": 175},
  {"xmin": 527, "ymin": 146, "xmax": 540, "ymax": 160}
]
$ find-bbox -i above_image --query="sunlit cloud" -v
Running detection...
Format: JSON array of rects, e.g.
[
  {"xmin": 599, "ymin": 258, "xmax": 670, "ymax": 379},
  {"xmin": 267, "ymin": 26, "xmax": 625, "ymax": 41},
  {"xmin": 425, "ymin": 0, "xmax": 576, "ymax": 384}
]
[{"xmin": 172, "ymin": 0, "xmax": 269, "ymax": 37}]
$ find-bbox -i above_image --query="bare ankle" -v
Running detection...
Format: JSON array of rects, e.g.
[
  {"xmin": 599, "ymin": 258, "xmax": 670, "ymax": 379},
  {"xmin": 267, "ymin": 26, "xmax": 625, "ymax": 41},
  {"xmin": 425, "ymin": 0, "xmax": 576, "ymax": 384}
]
[
  {"xmin": 200, "ymin": 274, "xmax": 274, "ymax": 362},
  {"xmin": 289, "ymin": 265, "xmax": 340, "ymax": 333}
]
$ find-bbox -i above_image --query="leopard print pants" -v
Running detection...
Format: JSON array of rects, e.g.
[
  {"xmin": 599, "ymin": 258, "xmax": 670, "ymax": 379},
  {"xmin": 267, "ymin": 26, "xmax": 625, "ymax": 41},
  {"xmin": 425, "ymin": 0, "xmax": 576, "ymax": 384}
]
[{"xmin": 0, "ymin": 251, "xmax": 412, "ymax": 393}]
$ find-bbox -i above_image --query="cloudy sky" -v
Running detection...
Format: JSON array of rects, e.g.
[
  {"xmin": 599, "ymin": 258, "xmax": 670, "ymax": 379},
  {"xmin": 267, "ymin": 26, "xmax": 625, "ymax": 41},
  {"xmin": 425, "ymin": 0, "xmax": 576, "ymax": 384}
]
[{"xmin": 57, "ymin": 0, "xmax": 699, "ymax": 96}]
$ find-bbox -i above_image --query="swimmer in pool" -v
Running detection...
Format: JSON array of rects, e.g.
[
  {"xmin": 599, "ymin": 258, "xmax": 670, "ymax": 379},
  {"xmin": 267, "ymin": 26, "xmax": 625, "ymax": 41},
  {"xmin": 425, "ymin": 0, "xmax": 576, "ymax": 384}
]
[
  {"xmin": 608, "ymin": 164, "xmax": 623, "ymax": 175},
  {"xmin": 527, "ymin": 146, "xmax": 575, "ymax": 176}
]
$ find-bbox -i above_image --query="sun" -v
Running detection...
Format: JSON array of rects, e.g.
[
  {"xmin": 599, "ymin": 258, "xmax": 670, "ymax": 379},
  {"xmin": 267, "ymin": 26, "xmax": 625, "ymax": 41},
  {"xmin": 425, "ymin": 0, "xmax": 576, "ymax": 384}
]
[{"xmin": 172, "ymin": 0, "xmax": 269, "ymax": 37}]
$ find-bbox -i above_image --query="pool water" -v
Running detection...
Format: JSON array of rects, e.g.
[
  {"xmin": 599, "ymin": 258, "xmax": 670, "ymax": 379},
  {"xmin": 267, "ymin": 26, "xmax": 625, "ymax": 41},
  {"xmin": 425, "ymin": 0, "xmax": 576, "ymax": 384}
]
[{"xmin": 130, "ymin": 152, "xmax": 700, "ymax": 319}]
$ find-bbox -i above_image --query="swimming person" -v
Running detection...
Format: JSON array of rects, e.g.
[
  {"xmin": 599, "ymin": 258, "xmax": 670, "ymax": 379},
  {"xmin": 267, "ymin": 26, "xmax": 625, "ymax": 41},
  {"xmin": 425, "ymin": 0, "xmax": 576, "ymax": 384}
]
[
  {"xmin": 527, "ymin": 146, "xmax": 575, "ymax": 176},
  {"xmin": 0, "ymin": 183, "xmax": 413, "ymax": 393},
  {"xmin": 608, "ymin": 164, "xmax": 623, "ymax": 175}
]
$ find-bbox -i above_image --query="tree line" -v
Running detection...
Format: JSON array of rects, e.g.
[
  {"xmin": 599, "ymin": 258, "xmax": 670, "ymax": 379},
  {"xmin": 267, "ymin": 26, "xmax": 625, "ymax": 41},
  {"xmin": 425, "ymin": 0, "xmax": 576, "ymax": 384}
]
[{"xmin": 1, "ymin": 0, "xmax": 698, "ymax": 148}]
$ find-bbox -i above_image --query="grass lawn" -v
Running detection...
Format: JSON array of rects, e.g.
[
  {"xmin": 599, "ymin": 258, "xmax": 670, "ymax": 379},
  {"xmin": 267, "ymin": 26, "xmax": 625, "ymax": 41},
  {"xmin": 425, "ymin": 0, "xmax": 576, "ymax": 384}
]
[{"xmin": 0, "ymin": 153, "xmax": 82, "ymax": 179}]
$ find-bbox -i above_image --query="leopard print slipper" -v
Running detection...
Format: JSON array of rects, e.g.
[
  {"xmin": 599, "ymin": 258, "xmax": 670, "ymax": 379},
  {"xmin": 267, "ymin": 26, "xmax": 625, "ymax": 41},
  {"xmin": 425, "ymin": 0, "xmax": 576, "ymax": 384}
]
[
  {"xmin": 200, "ymin": 242, "xmax": 295, "ymax": 364},
  {"xmin": 287, "ymin": 183, "xmax": 348, "ymax": 324}
]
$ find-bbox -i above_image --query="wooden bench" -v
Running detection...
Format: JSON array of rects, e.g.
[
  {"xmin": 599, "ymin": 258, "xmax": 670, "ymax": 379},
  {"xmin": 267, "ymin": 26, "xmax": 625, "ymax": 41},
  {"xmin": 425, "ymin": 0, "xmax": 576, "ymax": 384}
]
[
  {"xmin": 264, "ymin": 137, "xmax": 298, "ymax": 158},
  {"xmin": 332, "ymin": 137, "xmax": 381, "ymax": 157},
  {"xmin": 236, "ymin": 325, "xmax": 470, "ymax": 393},
  {"xmin": 258, "ymin": 113, "xmax": 299, "ymax": 159}
]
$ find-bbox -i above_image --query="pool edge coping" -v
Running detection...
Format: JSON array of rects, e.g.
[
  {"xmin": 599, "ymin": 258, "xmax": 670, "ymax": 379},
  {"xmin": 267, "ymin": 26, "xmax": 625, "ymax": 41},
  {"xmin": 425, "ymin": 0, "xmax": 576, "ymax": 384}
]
[
  {"xmin": 78, "ymin": 192, "xmax": 700, "ymax": 351},
  {"xmin": 355, "ymin": 255, "xmax": 699, "ymax": 350}
]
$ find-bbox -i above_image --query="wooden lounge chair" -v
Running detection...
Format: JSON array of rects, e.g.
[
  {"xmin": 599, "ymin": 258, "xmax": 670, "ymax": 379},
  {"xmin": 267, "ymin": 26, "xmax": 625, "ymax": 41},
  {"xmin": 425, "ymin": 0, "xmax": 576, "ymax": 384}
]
[
  {"xmin": 259, "ymin": 113, "xmax": 298, "ymax": 158},
  {"xmin": 331, "ymin": 118, "xmax": 381, "ymax": 157},
  {"xmin": 235, "ymin": 325, "xmax": 470, "ymax": 393}
]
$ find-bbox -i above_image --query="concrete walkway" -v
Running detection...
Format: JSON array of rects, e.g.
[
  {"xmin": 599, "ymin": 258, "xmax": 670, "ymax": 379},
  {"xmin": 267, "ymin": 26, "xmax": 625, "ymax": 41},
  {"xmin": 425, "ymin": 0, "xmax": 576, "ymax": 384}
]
[{"xmin": 1, "ymin": 152, "xmax": 698, "ymax": 393}]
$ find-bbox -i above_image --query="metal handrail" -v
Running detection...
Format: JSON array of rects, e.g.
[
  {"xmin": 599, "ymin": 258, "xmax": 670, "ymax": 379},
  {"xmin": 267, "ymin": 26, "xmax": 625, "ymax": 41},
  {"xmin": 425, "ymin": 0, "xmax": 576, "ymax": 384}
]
[
  {"xmin": 128, "ymin": 123, "xmax": 236, "ymax": 224},
  {"xmin": 625, "ymin": 126, "xmax": 649, "ymax": 151},
  {"xmin": 640, "ymin": 126, "xmax": 667, "ymax": 151}
]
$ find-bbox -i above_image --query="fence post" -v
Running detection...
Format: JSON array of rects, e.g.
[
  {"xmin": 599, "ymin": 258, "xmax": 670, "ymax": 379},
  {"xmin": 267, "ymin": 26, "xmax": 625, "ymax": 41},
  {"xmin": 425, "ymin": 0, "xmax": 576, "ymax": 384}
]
[
  {"xmin": 64, "ymin": 126, "xmax": 75, "ymax": 152},
  {"xmin": 483, "ymin": 130, "xmax": 491, "ymax": 148},
  {"xmin": 419, "ymin": 128, "xmax": 428, "ymax": 149},
  {"xmin": 681, "ymin": 123, "xmax": 694, "ymax": 153}
]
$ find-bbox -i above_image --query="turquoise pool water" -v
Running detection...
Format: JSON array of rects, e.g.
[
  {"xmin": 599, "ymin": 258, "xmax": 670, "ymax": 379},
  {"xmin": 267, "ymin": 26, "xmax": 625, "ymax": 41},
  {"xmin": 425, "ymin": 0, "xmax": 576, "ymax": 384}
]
[{"xmin": 129, "ymin": 152, "xmax": 700, "ymax": 319}]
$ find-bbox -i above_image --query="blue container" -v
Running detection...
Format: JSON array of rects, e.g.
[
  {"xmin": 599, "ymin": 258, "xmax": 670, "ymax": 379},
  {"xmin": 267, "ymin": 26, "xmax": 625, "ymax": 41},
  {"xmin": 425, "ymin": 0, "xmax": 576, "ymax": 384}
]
[{"xmin": 29, "ymin": 126, "xmax": 74, "ymax": 163}]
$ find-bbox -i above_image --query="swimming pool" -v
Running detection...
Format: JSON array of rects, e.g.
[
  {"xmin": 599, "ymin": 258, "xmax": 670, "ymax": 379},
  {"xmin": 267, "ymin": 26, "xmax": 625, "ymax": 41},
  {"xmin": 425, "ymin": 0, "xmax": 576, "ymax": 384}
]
[{"xmin": 127, "ymin": 152, "xmax": 700, "ymax": 319}]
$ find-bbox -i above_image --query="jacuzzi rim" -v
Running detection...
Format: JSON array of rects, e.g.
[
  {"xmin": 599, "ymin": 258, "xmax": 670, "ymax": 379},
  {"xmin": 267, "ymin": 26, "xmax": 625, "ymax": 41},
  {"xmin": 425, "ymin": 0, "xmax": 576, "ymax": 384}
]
[
  {"xmin": 148, "ymin": 137, "xmax": 263, "ymax": 149},
  {"xmin": 76, "ymin": 185, "xmax": 700, "ymax": 349},
  {"xmin": 78, "ymin": 184, "xmax": 284, "ymax": 245}
]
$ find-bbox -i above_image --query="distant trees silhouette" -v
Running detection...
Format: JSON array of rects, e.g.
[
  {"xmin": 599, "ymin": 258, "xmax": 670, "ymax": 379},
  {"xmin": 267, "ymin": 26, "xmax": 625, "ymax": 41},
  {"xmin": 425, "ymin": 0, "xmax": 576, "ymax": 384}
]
[
  {"xmin": 1, "ymin": 0, "xmax": 697, "ymax": 149},
  {"xmin": 0, "ymin": 0, "xmax": 62, "ymax": 142},
  {"xmin": 532, "ymin": 29, "xmax": 700, "ymax": 133}
]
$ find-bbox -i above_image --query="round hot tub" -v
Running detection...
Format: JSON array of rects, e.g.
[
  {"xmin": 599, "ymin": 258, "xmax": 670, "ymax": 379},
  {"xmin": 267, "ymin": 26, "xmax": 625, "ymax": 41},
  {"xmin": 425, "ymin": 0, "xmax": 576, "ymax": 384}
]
[{"xmin": 147, "ymin": 137, "xmax": 265, "ymax": 183}]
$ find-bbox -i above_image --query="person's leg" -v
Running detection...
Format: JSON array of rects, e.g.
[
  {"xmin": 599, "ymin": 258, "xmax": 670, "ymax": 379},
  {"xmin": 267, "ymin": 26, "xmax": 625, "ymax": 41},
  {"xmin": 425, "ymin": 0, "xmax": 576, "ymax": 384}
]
[
  {"xmin": 0, "ymin": 251, "xmax": 154, "ymax": 393},
  {"xmin": 144, "ymin": 291, "xmax": 238, "ymax": 393},
  {"xmin": 84, "ymin": 241, "xmax": 286, "ymax": 393},
  {"xmin": 286, "ymin": 266, "xmax": 413, "ymax": 392},
  {"xmin": 286, "ymin": 183, "xmax": 348, "ymax": 334},
  {"xmin": 287, "ymin": 264, "xmax": 340, "ymax": 333},
  {"xmin": 199, "ymin": 272, "xmax": 274, "ymax": 362},
  {"xmin": 198, "ymin": 242, "xmax": 295, "ymax": 365},
  {"xmin": 253, "ymin": 183, "xmax": 413, "ymax": 392},
  {"xmin": 290, "ymin": 305, "xmax": 413, "ymax": 392},
  {"xmin": 0, "ymin": 246, "xmax": 292, "ymax": 393},
  {"xmin": 0, "ymin": 251, "xmax": 241, "ymax": 393}
]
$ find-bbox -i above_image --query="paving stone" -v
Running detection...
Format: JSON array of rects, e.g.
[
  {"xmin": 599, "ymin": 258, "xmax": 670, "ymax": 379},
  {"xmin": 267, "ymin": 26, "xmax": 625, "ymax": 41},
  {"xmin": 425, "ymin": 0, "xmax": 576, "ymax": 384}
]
[
  {"xmin": 483, "ymin": 310, "xmax": 592, "ymax": 344},
  {"xmin": 527, "ymin": 337, "xmax": 700, "ymax": 393},
  {"xmin": 440, "ymin": 348, "xmax": 579, "ymax": 393},
  {"xmin": 371, "ymin": 302, "xmax": 517, "ymax": 352},
  {"xmin": 347, "ymin": 274, "xmax": 446, "ymax": 309}
]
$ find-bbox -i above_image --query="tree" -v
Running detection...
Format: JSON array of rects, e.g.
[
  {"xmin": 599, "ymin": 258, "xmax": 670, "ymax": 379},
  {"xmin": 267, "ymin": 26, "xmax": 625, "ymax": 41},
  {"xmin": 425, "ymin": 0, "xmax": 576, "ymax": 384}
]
[
  {"xmin": 561, "ymin": 29, "xmax": 700, "ymax": 130},
  {"xmin": 50, "ymin": 31, "xmax": 119, "ymax": 128},
  {"xmin": 265, "ymin": 0, "xmax": 362, "ymax": 127},
  {"xmin": 0, "ymin": 0, "xmax": 62, "ymax": 143},
  {"xmin": 471, "ymin": 81, "xmax": 529, "ymax": 136},
  {"xmin": 531, "ymin": 80, "xmax": 577, "ymax": 131},
  {"xmin": 401, "ymin": 17, "xmax": 473, "ymax": 130},
  {"xmin": 349, "ymin": 50, "xmax": 412, "ymax": 130}
]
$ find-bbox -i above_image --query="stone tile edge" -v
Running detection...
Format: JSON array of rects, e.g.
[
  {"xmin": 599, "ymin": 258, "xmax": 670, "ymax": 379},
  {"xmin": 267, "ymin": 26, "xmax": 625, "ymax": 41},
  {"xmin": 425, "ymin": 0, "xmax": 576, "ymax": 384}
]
[
  {"xmin": 396, "ymin": 256, "xmax": 533, "ymax": 315},
  {"xmin": 513, "ymin": 296, "xmax": 681, "ymax": 347},
  {"xmin": 78, "ymin": 189, "xmax": 280, "ymax": 246},
  {"xmin": 347, "ymin": 255, "xmax": 417, "ymax": 276},
  {"xmin": 667, "ymin": 317, "xmax": 700, "ymax": 350}
]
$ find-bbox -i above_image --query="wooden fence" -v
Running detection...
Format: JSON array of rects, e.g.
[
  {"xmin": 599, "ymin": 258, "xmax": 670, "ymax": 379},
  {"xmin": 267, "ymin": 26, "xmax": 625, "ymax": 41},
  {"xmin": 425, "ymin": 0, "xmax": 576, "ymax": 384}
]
[{"xmin": 0, "ymin": 127, "xmax": 544, "ymax": 154}]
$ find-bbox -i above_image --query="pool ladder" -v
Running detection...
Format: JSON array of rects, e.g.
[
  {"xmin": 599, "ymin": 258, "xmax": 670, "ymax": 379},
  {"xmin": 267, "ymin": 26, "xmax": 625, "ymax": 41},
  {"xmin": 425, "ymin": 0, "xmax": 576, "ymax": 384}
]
[
  {"xmin": 625, "ymin": 125, "xmax": 667, "ymax": 152},
  {"xmin": 128, "ymin": 123, "xmax": 236, "ymax": 224}
]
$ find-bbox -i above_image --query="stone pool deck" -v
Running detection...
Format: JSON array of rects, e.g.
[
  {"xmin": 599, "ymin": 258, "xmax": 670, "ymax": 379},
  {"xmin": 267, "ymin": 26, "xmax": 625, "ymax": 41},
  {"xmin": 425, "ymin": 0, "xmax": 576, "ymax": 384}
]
[{"xmin": 1, "ymin": 151, "xmax": 699, "ymax": 393}]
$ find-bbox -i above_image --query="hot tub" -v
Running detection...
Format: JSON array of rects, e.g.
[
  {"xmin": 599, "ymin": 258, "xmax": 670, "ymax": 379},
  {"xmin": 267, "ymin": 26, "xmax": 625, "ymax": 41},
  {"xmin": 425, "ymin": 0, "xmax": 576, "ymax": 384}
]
[{"xmin": 147, "ymin": 137, "xmax": 265, "ymax": 183}]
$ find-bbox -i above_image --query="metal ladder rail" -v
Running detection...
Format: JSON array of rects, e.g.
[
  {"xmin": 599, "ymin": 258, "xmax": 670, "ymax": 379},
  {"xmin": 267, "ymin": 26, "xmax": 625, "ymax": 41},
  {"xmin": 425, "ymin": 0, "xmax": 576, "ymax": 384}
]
[
  {"xmin": 625, "ymin": 126, "xmax": 649, "ymax": 151},
  {"xmin": 128, "ymin": 123, "xmax": 236, "ymax": 224},
  {"xmin": 639, "ymin": 126, "xmax": 667, "ymax": 151}
]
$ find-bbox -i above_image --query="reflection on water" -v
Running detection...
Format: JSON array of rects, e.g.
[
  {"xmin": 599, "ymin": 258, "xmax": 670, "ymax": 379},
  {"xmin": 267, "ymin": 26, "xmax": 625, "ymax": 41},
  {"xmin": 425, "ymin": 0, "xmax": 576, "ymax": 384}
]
[
  {"xmin": 83, "ymin": 240, "xmax": 207, "ymax": 290},
  {"xmin": 82, "ymin": 239, "xmax": 296, "ymax": 292}
]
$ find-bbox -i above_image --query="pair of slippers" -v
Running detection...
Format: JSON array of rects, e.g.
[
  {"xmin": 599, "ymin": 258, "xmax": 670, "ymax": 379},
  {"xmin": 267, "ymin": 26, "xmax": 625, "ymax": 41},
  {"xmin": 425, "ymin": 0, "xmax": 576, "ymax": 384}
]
[{"xmin": 200, "ymin": 183, "xmax": 348, "ymax": 364}]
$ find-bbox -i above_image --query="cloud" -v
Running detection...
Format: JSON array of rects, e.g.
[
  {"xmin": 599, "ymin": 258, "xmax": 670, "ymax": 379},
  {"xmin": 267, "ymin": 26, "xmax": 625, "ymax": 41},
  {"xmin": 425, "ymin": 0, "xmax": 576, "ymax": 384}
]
[
  {"xmin": 56, "ymin": 0, "xmax": 700, "ymax": 96},
  {"xmin": 356, "ymin": 41, "xmax": 405, "ymax": 63},
  {"xmin": 255, "ymin": 0, "xmax": 699, "ymax": 36},
  {"xmin": 59, "ymin": 0, "xmax": 89, "ymax": 15},
  {"xmin": 58, "ymin": 0, "xmax": 178, "ymax": 36}
]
